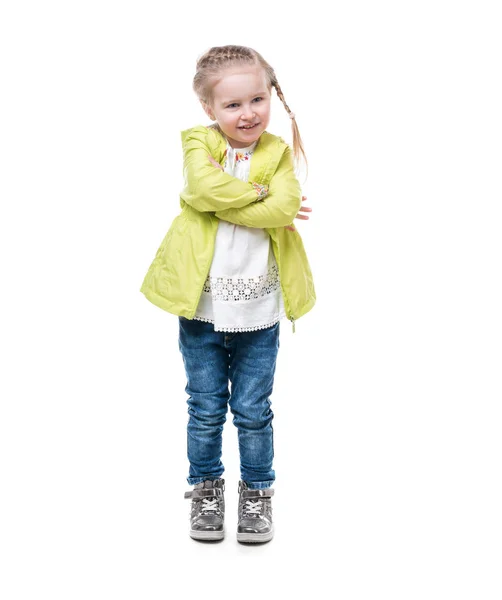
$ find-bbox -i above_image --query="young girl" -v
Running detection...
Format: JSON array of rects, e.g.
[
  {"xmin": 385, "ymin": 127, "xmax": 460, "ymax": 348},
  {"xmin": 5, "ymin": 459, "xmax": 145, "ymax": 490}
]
[{"xmin": 140, "ymin": 45, "xmax": 315, "ymax": 543}]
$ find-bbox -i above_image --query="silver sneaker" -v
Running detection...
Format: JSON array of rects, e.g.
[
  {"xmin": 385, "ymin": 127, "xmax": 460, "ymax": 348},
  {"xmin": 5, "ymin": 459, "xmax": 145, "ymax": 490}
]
[
  {"xmin": 184, "ymin": 479, "xmax": 225, "ymax": 541},
  {"xmin": 237, "ymin": 481, "xmax": 274, "ymax": 543}
]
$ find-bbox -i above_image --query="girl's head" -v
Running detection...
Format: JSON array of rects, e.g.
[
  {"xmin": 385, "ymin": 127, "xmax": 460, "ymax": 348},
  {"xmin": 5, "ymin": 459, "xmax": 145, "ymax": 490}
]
[{"xmin": 193, "ymin": 45, "xmax": 306, "ymax": 168}]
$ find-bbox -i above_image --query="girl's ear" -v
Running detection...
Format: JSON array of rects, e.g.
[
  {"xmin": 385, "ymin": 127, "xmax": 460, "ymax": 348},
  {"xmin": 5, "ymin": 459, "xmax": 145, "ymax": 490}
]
[{"xmin": 200, "ymin": 100, "xmax": 215, "ymax": 121}]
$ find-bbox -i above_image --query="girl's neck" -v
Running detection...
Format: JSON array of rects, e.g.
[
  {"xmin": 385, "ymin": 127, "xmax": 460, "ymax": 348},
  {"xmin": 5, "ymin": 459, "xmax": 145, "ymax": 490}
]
[{"xmin": 227, "ymin": 138, "xmax": 258, "ymax": 150}]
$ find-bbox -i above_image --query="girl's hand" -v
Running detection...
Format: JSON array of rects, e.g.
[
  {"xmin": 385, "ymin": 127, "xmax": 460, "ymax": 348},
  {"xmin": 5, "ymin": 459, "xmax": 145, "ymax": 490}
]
[
  {"xmin": 208, "ymin": 155, "xmax": 224, "ymax": 171},
  {"xmin": 285, "ymin": 196, "xmax": 312, "ymax": 231}
]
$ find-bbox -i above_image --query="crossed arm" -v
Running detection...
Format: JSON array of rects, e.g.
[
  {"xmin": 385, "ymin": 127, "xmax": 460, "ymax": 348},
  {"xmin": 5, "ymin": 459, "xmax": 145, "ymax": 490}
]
[
  {"xmin": 180, "ymin": 128, "xmax": 311, "ymax": 228},
  {"xmin": 180, "ymin": 132, "xmax": 266, "ymax": 212},
  {"xmin": 209, "ymin": 150, "xmax": 312, "ymax": 230}
]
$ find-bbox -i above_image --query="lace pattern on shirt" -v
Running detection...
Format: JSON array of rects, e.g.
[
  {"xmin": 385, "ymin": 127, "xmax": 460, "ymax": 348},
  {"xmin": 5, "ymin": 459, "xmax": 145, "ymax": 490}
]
[
  {"xmin": 193, "ymin": 315, "xmax": 281, "ymax": 333},
  {"xmin": 202, "ymin": 265, "xmax": 281, "ymax": 301}
]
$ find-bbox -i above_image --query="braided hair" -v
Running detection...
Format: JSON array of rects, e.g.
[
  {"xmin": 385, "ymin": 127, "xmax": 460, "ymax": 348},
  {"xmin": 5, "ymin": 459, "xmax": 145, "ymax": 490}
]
[{"xmin": 193, "ymin": 45, "xmax": 307, "ymax": 170}]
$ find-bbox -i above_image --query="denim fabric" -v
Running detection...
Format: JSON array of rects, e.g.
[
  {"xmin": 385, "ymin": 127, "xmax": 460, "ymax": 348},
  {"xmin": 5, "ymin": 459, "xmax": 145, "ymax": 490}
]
[{"xmin": 178, "ymin": 317, "xmax": 280, "ymax": 490}]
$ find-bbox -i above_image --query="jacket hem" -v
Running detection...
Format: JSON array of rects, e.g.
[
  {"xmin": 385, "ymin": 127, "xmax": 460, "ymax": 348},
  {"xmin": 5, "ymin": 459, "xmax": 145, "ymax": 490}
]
[
  {"xmin": 140, "ymin": 286, "xmax": 194, "ymax": 319},
  {"xmin": 289, "ymin": 294, "xmax": 316, "ymax": 321}
]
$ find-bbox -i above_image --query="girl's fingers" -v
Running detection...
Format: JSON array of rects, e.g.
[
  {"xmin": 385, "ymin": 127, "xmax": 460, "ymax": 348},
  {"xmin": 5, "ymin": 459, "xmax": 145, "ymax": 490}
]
[{"xmin": 287, "ymin": 196, "xmax": 312, "ymax": 228}]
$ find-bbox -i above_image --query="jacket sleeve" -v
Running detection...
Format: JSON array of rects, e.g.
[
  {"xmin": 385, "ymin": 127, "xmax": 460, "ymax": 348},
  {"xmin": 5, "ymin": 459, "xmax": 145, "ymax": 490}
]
[
  {"xmin": 180, "ymin": 127, "xmax": 264, "ymax": 212},
  {"xmin": 214, "ymin": 146, "xmax": 302, "ymax": 228}
]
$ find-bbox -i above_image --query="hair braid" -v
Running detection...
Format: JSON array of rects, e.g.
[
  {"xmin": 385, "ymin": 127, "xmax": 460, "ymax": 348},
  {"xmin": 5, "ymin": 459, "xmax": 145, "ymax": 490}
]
[
  {"xmin": 193, "ymin": 45, "xmax": 307, "ymax": 172},
  {"xmin": 272, "ymin": 80, "xmax": 307, "ymax": 171}
]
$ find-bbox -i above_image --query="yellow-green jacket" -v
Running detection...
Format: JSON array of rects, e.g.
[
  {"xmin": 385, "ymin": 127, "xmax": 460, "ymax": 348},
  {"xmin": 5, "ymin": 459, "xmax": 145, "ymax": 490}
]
[{"xmin": 140, "ymin": 125, "xmax": 316, "ymax": 329}]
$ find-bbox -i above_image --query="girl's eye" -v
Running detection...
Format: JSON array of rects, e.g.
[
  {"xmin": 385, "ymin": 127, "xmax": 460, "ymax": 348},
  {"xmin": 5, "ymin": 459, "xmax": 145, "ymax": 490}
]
[{"xmin": 226, "ymin": 98, "xmax": 263, "ymax": 108}]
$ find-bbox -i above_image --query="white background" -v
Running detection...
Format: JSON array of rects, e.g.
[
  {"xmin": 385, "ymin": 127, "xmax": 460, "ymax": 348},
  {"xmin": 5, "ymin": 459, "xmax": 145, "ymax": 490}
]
[{"xmin": 1, "ymin": 1, "xmax": 501, "ymax": 598}]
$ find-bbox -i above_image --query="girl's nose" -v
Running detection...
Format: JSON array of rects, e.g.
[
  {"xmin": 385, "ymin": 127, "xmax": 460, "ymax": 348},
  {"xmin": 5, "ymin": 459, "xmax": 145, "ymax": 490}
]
[{"xmin": 241, "ymin": 105, "xmax": 255, "ymax": 120}]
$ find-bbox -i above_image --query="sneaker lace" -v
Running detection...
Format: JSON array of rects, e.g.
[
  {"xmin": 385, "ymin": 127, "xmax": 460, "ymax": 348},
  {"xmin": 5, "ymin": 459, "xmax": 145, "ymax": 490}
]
[
  {"xmin": 243, "ymin": 499, "xmax": 263, "ymax": 516},
  {"xmin": 199, "ymin": 498, "xmax": 219, "ymax": 514}
]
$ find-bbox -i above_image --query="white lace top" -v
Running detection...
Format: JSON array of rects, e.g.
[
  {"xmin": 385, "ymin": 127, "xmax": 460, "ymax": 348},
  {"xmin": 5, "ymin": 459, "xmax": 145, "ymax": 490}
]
[{"xmin": 194, "ymin": 140, "xmax": 286, "ymax": 332}]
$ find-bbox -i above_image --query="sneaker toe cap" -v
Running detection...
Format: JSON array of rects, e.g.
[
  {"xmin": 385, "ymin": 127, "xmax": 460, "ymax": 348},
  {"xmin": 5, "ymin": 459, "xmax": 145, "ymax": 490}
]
[
  {"xmin": 193, "ymin": 516, "xmax": 224, "ymax": 532},
  {"xmin": 237, "ymin": 518, "xmax": 271, "ymax": 534}
]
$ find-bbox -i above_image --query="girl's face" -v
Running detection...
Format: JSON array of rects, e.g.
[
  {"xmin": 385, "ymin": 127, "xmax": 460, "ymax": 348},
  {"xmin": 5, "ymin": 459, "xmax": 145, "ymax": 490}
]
[{"xmin": 203, "ymin": 65, "xmax": 271, "ymax": 149}]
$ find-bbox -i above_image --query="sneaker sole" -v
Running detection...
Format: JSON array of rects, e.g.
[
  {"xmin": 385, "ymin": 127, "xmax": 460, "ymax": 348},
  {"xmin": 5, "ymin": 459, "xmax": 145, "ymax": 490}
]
[
  {"xmin": 237, "ymin": 527, "xmax": 274, "ymax": 544},
  {"xmin": 190, "ymin": 529, "xmax": 225, "ymax": 541}
]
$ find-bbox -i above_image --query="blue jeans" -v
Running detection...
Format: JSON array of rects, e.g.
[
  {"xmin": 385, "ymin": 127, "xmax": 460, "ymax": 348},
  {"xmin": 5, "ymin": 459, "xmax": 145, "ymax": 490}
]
[{"xmin": 178, "ymin": 317, "xmax": 280, "ymax": 490}]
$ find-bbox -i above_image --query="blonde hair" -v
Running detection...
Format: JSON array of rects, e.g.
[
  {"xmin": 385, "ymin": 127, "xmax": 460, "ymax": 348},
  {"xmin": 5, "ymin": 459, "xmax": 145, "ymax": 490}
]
[{"xmin": 193, "ymin": 45, "xmax": 307, "ymax": 171}]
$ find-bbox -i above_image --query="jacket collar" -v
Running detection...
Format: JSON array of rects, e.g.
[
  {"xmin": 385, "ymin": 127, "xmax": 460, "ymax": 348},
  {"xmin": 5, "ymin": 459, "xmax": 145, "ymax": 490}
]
[{"xmin": 207, "ymin": 126, "xmax": 287, "ymax": 186}]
